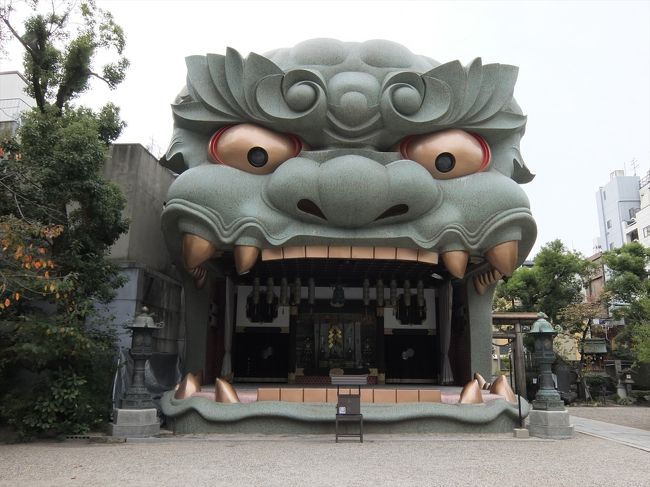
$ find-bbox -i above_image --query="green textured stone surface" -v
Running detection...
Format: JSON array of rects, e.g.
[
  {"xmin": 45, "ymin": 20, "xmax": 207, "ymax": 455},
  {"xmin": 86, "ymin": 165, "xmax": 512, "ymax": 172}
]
[
  {"xmin": 160, "ymin": 39, "xmax": 538, "ymax": 394},
  {"xmin": 161, "ymin": 391, "xmax": 529, "ymax": 434},
  {"xmin": 161, "ymin": 38, "xmax": 536, "ymax": 264}
]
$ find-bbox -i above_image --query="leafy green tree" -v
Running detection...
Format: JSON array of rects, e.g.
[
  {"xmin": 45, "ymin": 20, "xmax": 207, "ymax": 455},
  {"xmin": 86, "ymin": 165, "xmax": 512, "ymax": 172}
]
[
  {"xmin": 602, "ymin": 242, "xmax": 650, "ymax": 364},
  {"xmin": 1, "ymin": 0, "xmax": 129, "ymax": 312},
  {"xmin": 495, "ymin": 239, "xmax": 596, "ymax": 322},
  {"xmin": 0, "ymin": 0, "xmax": 129, "ymax": 436},
  {"xmin": 557, "ymin": 301, "xmax": 604, "ymax": 365},
  {"xmin": 631, "ymin": 322, "xmax": 650, "ymax": 363},
  {"xmin": 0, "ymin": 215, "xmax": 64, "ymax": 312},
  {"xmin": 1, "ymin": 0, "xmax": 128, "ymax": 114},
  {"xmin": 602, "ymin": 242, "xmax": 650, "ymax": 306}
]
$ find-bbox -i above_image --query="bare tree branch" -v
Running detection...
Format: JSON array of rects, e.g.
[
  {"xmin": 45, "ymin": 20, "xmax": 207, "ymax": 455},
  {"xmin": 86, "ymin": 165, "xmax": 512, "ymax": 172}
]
[
  {"xmin": 1, "ymin": 16, "xmax": 34, "ymax": 57},
  {"xmin": 88, "ymin": 70, "xmax": 109, "ymax": 85}
]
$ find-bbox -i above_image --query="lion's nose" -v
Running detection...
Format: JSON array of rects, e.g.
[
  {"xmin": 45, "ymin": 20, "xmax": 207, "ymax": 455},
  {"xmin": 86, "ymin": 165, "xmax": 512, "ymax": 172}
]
[{"xmin": 266, "ymin": 156, "xmax": 440, "ymax": 229}]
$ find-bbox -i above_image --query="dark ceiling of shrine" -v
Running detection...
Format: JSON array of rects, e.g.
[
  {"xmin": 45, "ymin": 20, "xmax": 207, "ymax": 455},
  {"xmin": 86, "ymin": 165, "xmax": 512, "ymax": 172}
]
[{"xmin": 227, "ymin": 257, "xmax": 453, "ymax": 288}]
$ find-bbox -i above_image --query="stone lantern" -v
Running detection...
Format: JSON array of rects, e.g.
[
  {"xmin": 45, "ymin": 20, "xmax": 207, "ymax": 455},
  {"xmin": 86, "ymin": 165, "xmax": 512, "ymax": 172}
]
[
  {"xmin": 526, "ymin": 312, "xmax": 573, "ymax": 439},
  {"xmin": 121, "ymin": 307, "xmax": 163, "ymax": 409},
  {"xmin": 621, "ymin": 368, "xmax": 635, "ymax": 396},
  {"xmin": 528, "ymin": 313, "xmax": 564, "ymax": 411},
  {"xmin": 109, "ymin": 307, "xmax": 163, "ymax": 438}
]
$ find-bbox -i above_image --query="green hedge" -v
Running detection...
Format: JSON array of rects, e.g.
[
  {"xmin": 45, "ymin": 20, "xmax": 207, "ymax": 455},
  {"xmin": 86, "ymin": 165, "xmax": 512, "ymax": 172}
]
[{"xmin": 0, "ymin": 316, "xmax": 117, "ymax": 439}]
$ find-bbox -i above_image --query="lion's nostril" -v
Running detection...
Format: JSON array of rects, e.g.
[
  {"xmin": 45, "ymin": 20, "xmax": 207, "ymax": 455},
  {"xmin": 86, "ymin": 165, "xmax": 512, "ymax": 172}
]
[
  {"xmin": 297, "ymin": 199, "xmax": 327, "ymax": 220},
  {"xmin": 375, "ymin": 204, "xmax": 409, "ymax": 221}
]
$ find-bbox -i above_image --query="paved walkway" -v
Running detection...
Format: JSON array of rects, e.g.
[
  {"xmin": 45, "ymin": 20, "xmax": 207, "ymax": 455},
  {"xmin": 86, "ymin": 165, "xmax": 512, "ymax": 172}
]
[
  {"xmin": 1, "ymin": 432, "xmax": 648, "ymax": 486},
  {"xmin": 570, "ymin": 416, "xmax": 650, "ymax": 452},
  {"xmin": 568, "ymin": 406, "xmax": 649, "ymax": 430},
  {"xmin": 2, "ymin": 408, "xmax": 648, "ymax": 486}
]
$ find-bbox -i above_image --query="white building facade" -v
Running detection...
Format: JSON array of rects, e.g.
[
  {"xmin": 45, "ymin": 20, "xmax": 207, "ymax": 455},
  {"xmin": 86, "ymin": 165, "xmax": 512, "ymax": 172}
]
[
  {"xmin": 0, "ymin": 71, "xmax": 35, "ymax": 134},
  {"xmin": 595, "ymin": 170, "xmax": 641, "ymax": 250},
  {"xmin": 623, "ymin": 171, "xmax": 650, "ymax": 247}
]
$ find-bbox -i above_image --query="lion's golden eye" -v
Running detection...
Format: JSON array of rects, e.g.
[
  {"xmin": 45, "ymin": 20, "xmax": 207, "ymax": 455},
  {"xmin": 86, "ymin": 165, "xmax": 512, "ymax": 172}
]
[
  {"xmin": 400, "ymin": 129, "xmax": 491, "ymax": 180},
  {"xmin": 208, "ymin": 124, "xmax": 302, "ymax": 174}
]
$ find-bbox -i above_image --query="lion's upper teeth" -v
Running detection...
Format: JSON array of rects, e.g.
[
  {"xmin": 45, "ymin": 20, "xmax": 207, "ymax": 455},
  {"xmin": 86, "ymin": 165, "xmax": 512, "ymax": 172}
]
[
  {"xmin": 182, "ymin": 233, "xmax": 217, "ymax": 270},
  {"xmin": 441, "ymin": 250, "xmax": 469, "ymax": 279},
  {"xmin": 234, "ymin": 245, "xmax": 260, "ymax": 275},
  {"xmin": 260, "ymin": 246, "xmax": 439, "ymax": 264},
  {"xmin": 473, "ymin": 268, "xmax": 503, "ymax": 295},
  {"xmin": 182, "ymin": 237, "xmax": 518, "ymax": 283},
  {"xmin": 485, "ymin": 240, "xmax": 518, "ymax": 276}
]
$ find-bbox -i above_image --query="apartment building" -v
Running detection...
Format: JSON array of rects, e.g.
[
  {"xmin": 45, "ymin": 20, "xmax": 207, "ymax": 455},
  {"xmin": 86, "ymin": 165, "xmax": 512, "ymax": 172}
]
[
  {"xmin": 595, "ymin": 170, "xmax": 641, "ymax": 251},
  {"xmin": 623, "ymin": 171, "xmax": 650, "ymax": 247},
  {"xmin": 0, "ymin": 71, "xmax": 35, "ymax": 135}
]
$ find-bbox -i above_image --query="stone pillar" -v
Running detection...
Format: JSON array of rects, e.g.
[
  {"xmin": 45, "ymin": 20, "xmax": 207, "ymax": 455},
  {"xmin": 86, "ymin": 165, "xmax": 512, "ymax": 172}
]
[
  {"xmin": 438, "ymin": 281, "xmax": 454, "ymax": 384},
  {"xmin": 182, "ymin": 274, "xmax": 211, "ymax": 375},
  {"xmin": 513, "ymin": 322, "xmax": 527, "ymax": 400},
  {"xmin": 220, "ymin": 277, "xmax": 235, "ymax": 381},
  {"xmin": 288, "ymin": 306, "xmax": 298, "ymax": 383},
  {"xmin": 376, "ymin": 307, "xmax": 385, "ymax": 384},
  {"xmin": 466, "ymin": 280, "xmax": 494, "ymax": 382}
]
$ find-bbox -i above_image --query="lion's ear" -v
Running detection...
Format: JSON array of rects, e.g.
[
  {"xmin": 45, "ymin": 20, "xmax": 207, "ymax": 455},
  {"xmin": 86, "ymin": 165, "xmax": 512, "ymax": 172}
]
[
  {"xmin": 512, "ymin": 150, "xmax": 534, "ymax": 184},
  {"xmin": 159, "ymin": 151, "xmax": 186, "ymax": 174}
]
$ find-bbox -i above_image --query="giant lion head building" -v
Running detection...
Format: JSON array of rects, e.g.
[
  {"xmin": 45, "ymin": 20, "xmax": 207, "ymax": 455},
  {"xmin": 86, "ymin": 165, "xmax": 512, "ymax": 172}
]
[{"xmin": 159, "ymin": 39, "xmax": 536, "ymax": 392}]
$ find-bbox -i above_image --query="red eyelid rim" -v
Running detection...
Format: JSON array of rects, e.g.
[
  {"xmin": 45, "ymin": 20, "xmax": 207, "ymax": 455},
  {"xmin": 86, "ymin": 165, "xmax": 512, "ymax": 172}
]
[
  {"xmin": 399, "ymin": 135, "xmax": 415, "ymax": 160},
  {"xmin": 208, "ymin": 125, "xmax": 303, "ymax": 165},
  {"xmin": 400, "ymin": 132, "xmax": 491, "ymax": 172},
  {"xmin": 208, "ymin": 125, "xmax": 232, "ymax": 164},
  {"xmin": 290, "ymin": 134, "xmax": 302, "ymax": 157},
  {"xmin": 471, "ymin": 133, "xmax": 491, "ymax": 172}
]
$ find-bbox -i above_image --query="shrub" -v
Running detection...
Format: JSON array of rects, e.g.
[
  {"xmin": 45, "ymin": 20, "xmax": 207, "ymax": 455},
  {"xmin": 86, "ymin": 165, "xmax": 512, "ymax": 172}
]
[
  {"xmin": 585, "ymin": 374, "xmax": 615, "ymax": 392},
  {"xmin": 0, "ymin": 315, "xmax": 116, "ymax": 438},
  {"xmin": 616, "ymin": 396, "xmax": 636, "ymax": 406}
]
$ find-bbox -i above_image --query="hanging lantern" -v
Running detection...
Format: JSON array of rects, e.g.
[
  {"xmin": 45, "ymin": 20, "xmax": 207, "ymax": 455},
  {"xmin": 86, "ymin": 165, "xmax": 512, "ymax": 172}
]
[
  {"xmin": 280, "ymin": 277, "xmax": 288, "ymax": 306},
  {"xmin": 404, "ymin": 279, "xmax": 411, "ymax": 307},
  {"xmin": 390, "ymin": 279, "xmax": 397, "ymax": 307},
  {"xmin": 363, "ymin": 278, "xmax": 370, "ymax": 306},
  {"xmin": 253, "ymin": 277, "xmax": 260, "ymax": 305},
  {"xmin": 292, "ymin": 278, "xmax": 301, "ymax": 305},
  {"xmin": 308, "ymin": 277, "xmax": 315, "ymax": 305},
  {"xmin": 417, "ymin": 280, "xmax": 425, "ymax": 307},
  {"xmin": 266, "ymin": 277, "xmax": 274, "ymax": 304},
  {"xmin": 376, "ymin": 279, "xmax": 384, "ymax": 307},
  {"xmin": 331, "ymin": 285, "xmax": 345, "ymax": 308}
]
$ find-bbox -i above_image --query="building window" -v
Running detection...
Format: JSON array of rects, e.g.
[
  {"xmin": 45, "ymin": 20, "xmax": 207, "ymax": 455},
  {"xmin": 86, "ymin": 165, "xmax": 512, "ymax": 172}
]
[
  {"xmin": 644, "ymin": 225, "xmax": 650, "ymax": 238},
  {"xmin": 606, "ymin": 220, "xmax": 612, "ymax": 229},
  {"xmin": 603, "ymin": 191, "xmax": 606, "ymax": 200},
  {"xmin": 629, "ymin": 208, "xmax": 638, "ymax": 219}
]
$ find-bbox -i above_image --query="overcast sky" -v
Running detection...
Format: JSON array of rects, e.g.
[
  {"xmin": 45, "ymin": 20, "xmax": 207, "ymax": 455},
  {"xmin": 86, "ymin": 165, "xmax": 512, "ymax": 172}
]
[{"xmin": 2, "ymin": 0, "xmax": 649, "ymax": 259}]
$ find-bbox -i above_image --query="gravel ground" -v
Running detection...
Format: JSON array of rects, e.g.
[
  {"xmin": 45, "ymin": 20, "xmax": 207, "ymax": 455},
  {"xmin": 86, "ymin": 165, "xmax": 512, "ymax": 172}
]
[
  {"xmin": 0, "ymin": 433, "xmax": 648, "ymax": 487},
  {"xmin": 568, "ymin": 406, "xmax": 650, "ymax": 430}
]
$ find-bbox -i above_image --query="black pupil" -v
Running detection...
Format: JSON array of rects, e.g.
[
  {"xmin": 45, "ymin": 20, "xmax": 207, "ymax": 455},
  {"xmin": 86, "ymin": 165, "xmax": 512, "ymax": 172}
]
[
  {"xmin": 435, "ymin": 152, "xmax": 455, "ymax": 173},
  {"xmin": 247, "ymin": 147, "xmax": 268, "ymax": 167}
]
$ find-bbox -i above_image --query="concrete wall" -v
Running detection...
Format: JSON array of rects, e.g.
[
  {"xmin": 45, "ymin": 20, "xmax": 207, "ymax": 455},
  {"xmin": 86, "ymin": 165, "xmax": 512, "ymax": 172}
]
[
  {"xmin": 101, "ymin": 144, "xmax": 183, "ymax": 357},
  {"xmin": 98, "ymin": 264, "xmax": 183, "ymax": 353},
  {"xmin": 101, "ymin": 267, "xmax": 140, "ymax": 350},
  {"xmin": 104, "ymin": 144, "xmax": 176, "ymax": 273}
]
